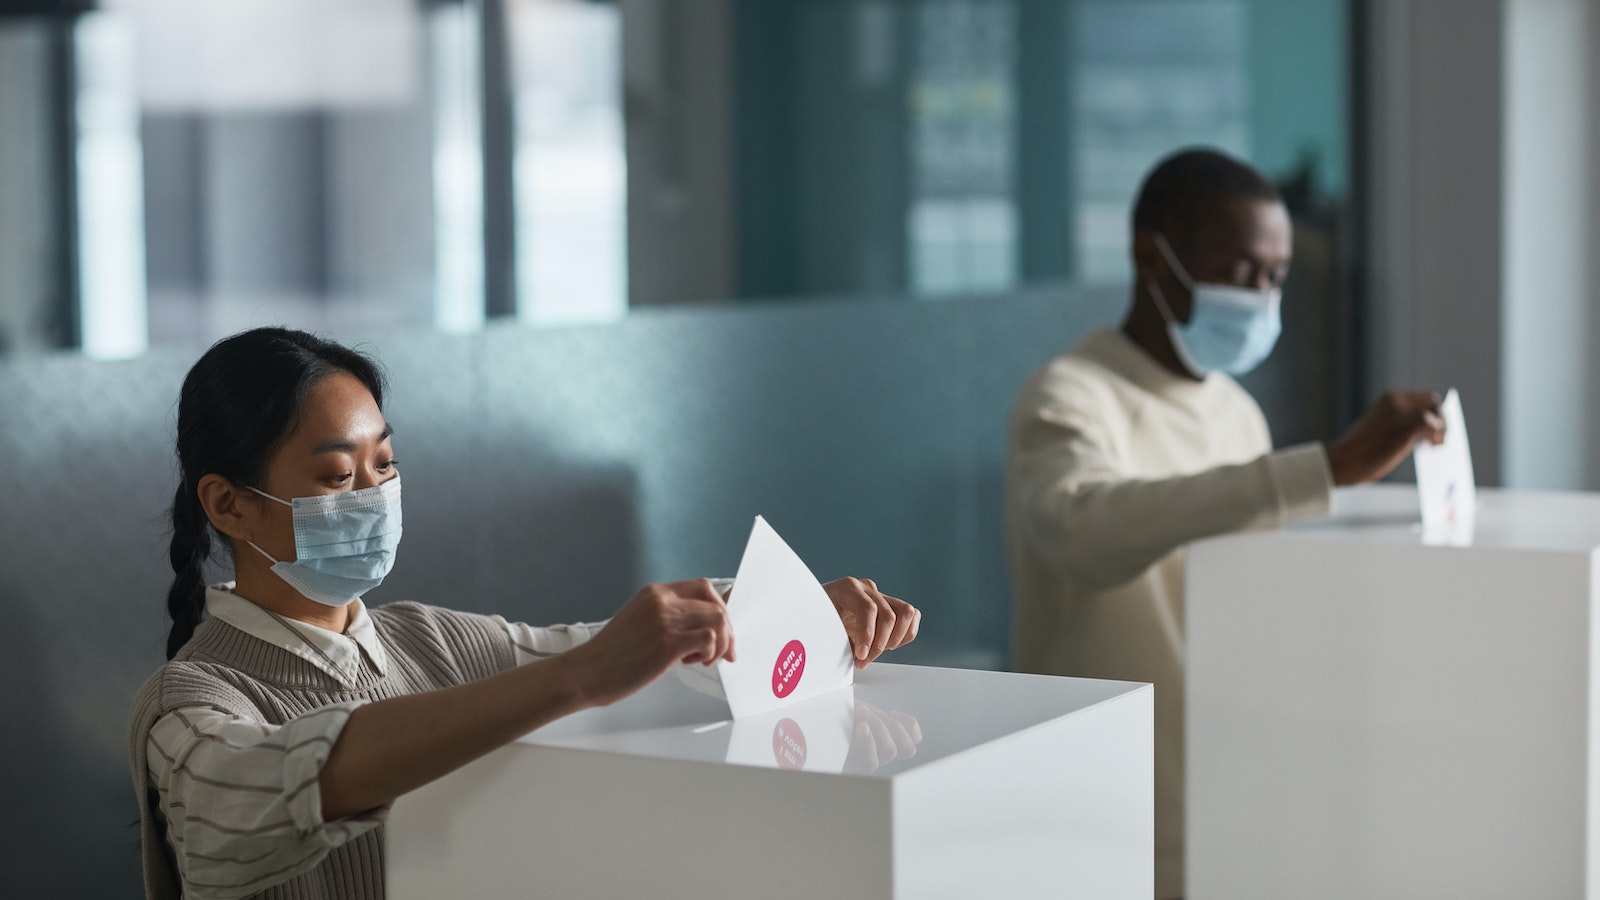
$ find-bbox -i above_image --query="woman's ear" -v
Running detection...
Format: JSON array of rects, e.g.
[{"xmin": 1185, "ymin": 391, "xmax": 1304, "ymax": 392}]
[{"xmin": 196, "ymin": 474, "xmax": 258, "ymax": 543}]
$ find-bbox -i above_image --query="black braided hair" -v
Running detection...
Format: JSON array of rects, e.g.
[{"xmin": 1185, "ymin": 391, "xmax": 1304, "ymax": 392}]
[{"xmin": 165, "ymin": 328, "xmax": 386, "ymax": 658}]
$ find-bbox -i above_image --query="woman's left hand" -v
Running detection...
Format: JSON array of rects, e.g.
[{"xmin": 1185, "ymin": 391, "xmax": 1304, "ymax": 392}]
[{"xmin": 823, "ymin": 578, "xmax": 920, "ymax": 669}]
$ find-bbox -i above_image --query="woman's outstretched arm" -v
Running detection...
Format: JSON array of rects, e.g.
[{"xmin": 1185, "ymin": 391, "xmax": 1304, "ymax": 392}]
[{"xmin": 318, "ymin": 578, "xmax": 733, "ymax": 820}]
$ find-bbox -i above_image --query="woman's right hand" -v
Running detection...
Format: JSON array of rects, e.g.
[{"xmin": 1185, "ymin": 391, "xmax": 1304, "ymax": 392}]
[{"xmin": 564, "ymin": 579, "xmax": 735, "ymax": 708}]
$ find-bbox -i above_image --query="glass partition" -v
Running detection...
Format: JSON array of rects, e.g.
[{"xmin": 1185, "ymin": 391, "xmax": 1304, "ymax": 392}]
[{"xmin": 0, "ymin": 0, "xmax": 1350, "ymax": 357}]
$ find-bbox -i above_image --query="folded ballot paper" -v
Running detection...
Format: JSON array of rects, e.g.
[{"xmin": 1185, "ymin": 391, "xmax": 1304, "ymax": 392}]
[
  {"xmin": 713, "ymin": 516, "xmax": 855, "ymax": 720},
  {"xmin": 1413, "ymin": 388, "xmax": 1476, "ymax": 542}
]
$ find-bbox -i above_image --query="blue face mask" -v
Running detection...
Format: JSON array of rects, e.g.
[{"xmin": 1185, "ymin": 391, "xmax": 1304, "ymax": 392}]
[
  {"xmin": 1148, "ymin": 233, "xmax": 1282, "ymax": 377},
  {"xmin": 246, "ymin": 476, "xmax": 403, "ymax": 607}
]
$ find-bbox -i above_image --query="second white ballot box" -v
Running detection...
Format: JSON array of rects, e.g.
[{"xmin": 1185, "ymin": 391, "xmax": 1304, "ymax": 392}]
[
  {"xmin": 387, "ymin": 662, "xmax": 1152, "ymax": 899},
  {"xmin": 1187, "ymin": 484, "xmax": 1600, "ymax": 899}
]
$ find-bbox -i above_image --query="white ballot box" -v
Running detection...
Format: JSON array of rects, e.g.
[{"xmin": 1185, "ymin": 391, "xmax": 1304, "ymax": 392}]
[
  {"xmin": 1187, "ymin": 484, "xmax": 1600, "ymax": 899},
  {"xmin": 387, "ymin": 663, "xmax": 1152, "ymax": 899}
]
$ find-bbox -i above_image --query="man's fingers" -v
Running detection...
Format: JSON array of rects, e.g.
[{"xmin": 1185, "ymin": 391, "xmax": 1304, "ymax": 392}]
[
  {"xmin": 1377, "ymin": 390, "xmax": 1448, "ymax": 450},
  {"xmin": 1422, "ymin": 410, "xmax": 1447, "ymax": 444}
]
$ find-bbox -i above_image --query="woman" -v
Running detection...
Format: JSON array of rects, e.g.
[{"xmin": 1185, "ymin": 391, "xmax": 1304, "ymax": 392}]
[{"xmin": 130, "ymin": 327, "xmax": 919, "ymax": 900}]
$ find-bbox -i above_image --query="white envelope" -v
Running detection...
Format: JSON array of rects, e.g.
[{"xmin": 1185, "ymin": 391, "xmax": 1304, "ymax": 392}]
[
  {"xmin": 1413, "ymin": 388, "xmax": 1476, "ymax": 540},
  {"xmin": 716, "ymin": 516, "xmax": 854, "ymax": 719}
]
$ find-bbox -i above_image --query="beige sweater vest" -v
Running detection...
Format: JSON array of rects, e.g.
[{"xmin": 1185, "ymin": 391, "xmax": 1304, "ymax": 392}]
[{"xmin": 128, "ymin": 602, "xmax": 517, "ymax": 899}]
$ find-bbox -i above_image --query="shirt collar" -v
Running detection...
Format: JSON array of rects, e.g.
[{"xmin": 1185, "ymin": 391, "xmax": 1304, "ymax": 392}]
[{"xmin": 204, "ymin": 584, "xmax": 389, "ymax": 686}]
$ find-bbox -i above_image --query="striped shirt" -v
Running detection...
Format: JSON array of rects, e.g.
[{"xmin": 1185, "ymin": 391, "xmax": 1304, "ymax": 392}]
[{"xmin": 137, "ymin": 585, "xmax": 604, "ymax": 900}]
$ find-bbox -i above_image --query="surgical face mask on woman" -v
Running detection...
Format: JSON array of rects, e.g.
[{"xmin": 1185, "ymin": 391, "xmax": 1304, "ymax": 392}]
[
  {"xmin": 1146, "ymin": 232, "xmax": 1282, "ymax": 378},
  {"xmin": 245, "ymin": 476, "xmax": 403, "ymax": 607}
]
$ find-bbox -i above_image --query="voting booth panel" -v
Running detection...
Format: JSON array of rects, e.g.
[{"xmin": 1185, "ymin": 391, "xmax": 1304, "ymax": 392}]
[
  {"xmin": 1187, "ymin": 485, "xmax": 1600, "ymax": 899},
  {"xmin": 387, "ymin": 664, "xmax": 1154, "ymax": 899}
]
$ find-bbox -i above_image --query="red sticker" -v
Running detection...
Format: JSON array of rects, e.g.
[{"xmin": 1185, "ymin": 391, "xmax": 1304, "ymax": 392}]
[
  {"xmin": 772, "ymin": 717, "xmax": 808, "ymax": 769},
  {"xmin": 771, "ymin": 639, "xmax": 806, "ymax": 698}
]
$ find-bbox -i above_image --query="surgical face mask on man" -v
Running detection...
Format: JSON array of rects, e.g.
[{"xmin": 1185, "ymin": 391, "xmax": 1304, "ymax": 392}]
[
  {"xmin": 245, "ymin": 476, "xmax": 403, "ymax": 607},
  {"xmin": 1146, "ymin": 232, "xmax": 1282, "ymax": 378}
]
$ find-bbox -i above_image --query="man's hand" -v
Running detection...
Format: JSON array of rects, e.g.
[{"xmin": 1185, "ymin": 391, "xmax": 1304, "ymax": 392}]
[
  {"xmin": 1327, "ymin": 390, "xmax": 1447, "ymax": 486},
  {"xmin": 823, "ymin": 577, "xmax": 921, "ymax": 669}
]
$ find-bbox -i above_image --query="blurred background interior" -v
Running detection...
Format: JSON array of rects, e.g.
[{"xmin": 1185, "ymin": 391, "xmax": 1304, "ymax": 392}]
[{"xmin": 0, "ymin": 0, "xmax": 1592, "ymax": 893}]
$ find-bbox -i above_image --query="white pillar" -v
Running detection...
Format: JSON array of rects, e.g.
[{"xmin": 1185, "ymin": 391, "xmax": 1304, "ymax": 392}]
[
  {"xmin": 1368, "ymin": 0, "xmax": 1600, "ymax": 490},
  {"xmin": 1503, "ymin": 0, "xmax": 1595, "ymax": 490}
]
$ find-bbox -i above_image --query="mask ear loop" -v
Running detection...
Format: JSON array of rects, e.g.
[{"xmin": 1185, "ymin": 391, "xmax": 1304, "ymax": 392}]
[
  {"xmin": 245, "ymin": 541, "xmax": 283, "ymax": 565},
  {"xmin": 1146, "ymin": 232, "xmax": 1195, "ymax": 330},
  {"xmin": 1144, "ymin": 235, "xmax": 1208, "ymax": 380},
  {"xmin": 248, "ymin": 486, "xmax": 294, "ymax": 507},
  {"xmin": 1151, "ymin": 232, "xmax": 1196, "ymax": 292},
  {"xmin": 243, "ymin": 485, "xmax": 293, "ymax": 564}
]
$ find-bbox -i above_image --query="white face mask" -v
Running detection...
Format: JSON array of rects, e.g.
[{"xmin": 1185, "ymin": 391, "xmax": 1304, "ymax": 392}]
[
  {"xmin": 1148, "ymin": 233, "xmax": 1283, "ymax": 377},
  {"xmin": 246, "ymin": 476, "xmax": 403, "ymax": 607}
]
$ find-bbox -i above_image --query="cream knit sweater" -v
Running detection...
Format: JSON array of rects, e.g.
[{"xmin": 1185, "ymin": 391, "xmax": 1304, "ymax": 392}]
[{"xmin": 1006, "ymin": 328, "xmax": 1333, "ymax": 898}]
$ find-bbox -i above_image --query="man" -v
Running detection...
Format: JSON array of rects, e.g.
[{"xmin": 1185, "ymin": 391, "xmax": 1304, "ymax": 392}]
[{"xmin": 1005, "ymin": 148, "xmax": 1444, "ymax": 899}]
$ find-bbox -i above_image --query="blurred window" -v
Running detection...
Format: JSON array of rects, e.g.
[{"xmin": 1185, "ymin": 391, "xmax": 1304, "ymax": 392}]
[
  {"xmin": 508, "ymin": 0, "xmax": 626, "ymax": 326},
  {"xmin": 0, "ymin": 0, "xmax": 1348, "ymax": 355}
]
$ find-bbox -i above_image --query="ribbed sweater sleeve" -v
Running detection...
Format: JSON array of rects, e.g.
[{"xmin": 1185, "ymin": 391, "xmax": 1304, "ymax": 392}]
[{"xmin": 1008, "ymin": 361, "xmax": 1334, "ymax": 592}]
